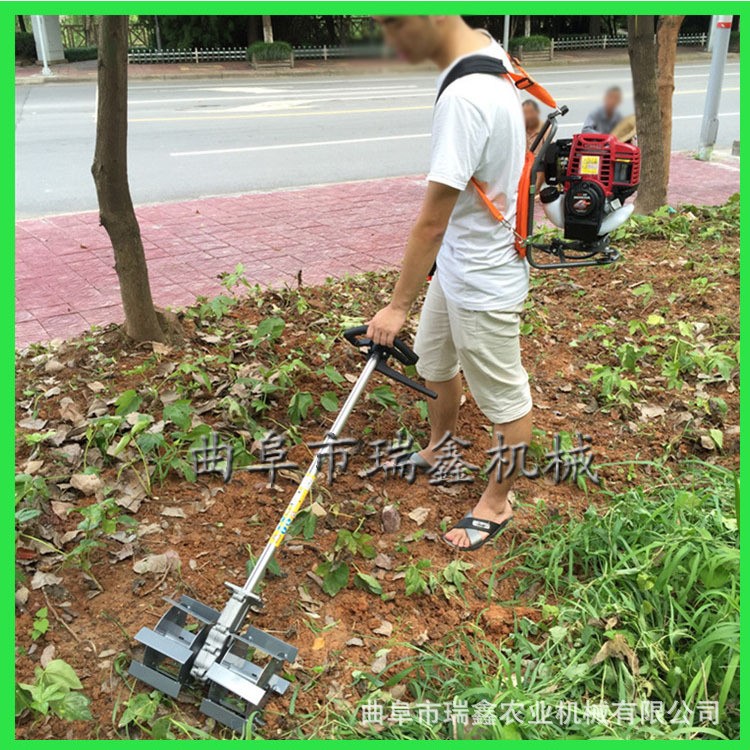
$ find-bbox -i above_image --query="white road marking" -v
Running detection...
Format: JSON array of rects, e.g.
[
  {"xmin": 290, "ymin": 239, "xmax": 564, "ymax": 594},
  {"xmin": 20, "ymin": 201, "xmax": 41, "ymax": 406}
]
[
  {"xmin": 171, "ymin": 132, "xmax": 431, "ymax": 157},
  {"xmin": 172, "ymin": 110, "xmax": 740, "ymax": 157}
]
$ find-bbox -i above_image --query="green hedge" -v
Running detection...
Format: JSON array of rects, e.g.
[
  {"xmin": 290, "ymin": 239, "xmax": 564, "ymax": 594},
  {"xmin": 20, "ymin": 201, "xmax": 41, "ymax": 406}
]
[
  {"xmin": 729, "ymin": 30, "xmax": 739, "ymax": 52},
  {"xmin": 64, "ymin": 47, "xmax": 98, "ymax": 62},
  {"xmin": 247, "ymin": 40, "xmax": 292, "ymax": 61},
  {"xmin": 509, "ymin": 35, "xmax": 551, "ymax": 53},
  {"xmin": 15, "ymin": 32, "xmax": 36, "ymax": 60}
]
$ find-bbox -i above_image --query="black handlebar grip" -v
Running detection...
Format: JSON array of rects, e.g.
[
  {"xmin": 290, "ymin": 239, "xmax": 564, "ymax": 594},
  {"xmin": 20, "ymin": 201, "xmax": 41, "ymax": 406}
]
[{"xmin": 342, "ymin": 325, "xmax": 418, "ymax": 366}]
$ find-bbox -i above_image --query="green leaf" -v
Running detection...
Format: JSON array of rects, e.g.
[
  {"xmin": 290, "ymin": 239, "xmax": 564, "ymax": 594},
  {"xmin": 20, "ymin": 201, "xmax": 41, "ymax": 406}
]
[
  {"xmin": 709, "ymin": 429, "xmax": 724, "ymax": 451},
  {"xmin": 367, "ymin": 385, "xmax": 399, "ymax": 409},
  {"xmin": 317, "ymin": 560, "xmax": 349, "ymax": 597},
  {"xmin": 354, "ymin": 572, "xmax": 383, "ymax": 596},
  {"xmin": 16, "ymin": 507, "xmax": 42, "ymax": 524},
  {"xmin": 404, "ymin": 565, "xmax": 428, "ymax": 597},
  {"xmin": 43, "ymin": 660, "xmax": 83, "ymax": 690},
  {"xmin": 118, "ymin": 692, "xmax": 159, "ymax": 727},
  {"xmin": 549, "ymin": 625, "xmax": 568, "ymax": 643},
  {"xmin": 115, "ymin": 389, "xmax": 142, "ymax": 416},
  {"xmin": 323, "ymin": 365, "xmax": 344, "ymax": 385},
  {"xmin": 320, "ymin": 391, "xmax": 339, "ymax": 412},
  {"xmin": 163, "ymin": 400, "xmax": 193, "ymax": 431},
  {"xmin": 254, "ymin": 316, "xmax": 285, "ymax": 343},
  {"xmin": 288, "ymin": 392, "xmax": 313, "ymax": 423},
  {"xmin": 54, "ymin": 690, "xmax": 92, "ymax": 721}
]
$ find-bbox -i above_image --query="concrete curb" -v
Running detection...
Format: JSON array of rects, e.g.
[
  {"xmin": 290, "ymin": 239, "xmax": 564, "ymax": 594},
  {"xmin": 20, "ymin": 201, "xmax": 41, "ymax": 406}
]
[{"xmin": 16, "ymin": 51, "xmax": 733, "ymax": 85}]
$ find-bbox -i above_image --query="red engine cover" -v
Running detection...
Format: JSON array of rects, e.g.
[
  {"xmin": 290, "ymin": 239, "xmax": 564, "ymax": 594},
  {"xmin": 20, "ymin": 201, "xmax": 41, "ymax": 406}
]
[{"xmin": 566, "ymin": 133, "xmax": 641, "ymax": 197}]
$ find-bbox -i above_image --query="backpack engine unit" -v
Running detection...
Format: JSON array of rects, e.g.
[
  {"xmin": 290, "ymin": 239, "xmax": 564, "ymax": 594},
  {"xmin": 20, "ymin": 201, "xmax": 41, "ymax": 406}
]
[
  {"xmin": 434, "ymin": 54, "xmax": 642, "ymax": 270},
  {"xmin": 539, "ymin": 133, "xmax": 641, "ymax": 243}
]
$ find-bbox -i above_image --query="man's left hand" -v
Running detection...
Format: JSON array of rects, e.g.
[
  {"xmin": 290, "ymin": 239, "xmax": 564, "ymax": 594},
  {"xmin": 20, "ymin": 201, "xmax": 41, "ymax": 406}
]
[{"xmin": 366, "ymin": 303, "xmax": 408, "ymax": 348}]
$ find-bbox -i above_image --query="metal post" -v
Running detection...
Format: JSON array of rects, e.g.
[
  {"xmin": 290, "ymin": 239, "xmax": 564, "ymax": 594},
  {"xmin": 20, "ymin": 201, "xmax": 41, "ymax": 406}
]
[
  {"xmin": 697, "ymin": 15, "xmax": 732, "ymax": 161},
  {"xmin": 32, "ymin": 15, "xmax": 52, "ymax": 76},
  {"xmin": 503, "ymin": 15, "xmax": 510, "ymax": 50},
  {"xmin": 706, "ymin": 15, "xmax": 716, "ymax": 52}
]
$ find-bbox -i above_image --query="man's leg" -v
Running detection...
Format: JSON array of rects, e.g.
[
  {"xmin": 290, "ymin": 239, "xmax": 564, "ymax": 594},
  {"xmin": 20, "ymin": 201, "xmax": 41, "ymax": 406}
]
[
  {"xmin": 416, "ymin": 373, "xmax": 463, "ymax": 464},
  {"xmin": 443, "ymin": 409, "xmax": 532, "ymax": 548},
  {"xmin": 443, "ymin": 304, "xmax": 533, "ymax": 548}
]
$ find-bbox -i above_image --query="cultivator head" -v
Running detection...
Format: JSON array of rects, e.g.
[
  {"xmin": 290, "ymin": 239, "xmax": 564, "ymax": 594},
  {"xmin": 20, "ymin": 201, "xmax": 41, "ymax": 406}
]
[
  {"xmin": 128, "ymin": 328, "xmax": 436, "ymax": 734},
  {"xmin": 129, "ymin": 595, "xmax": 219, "ymax": 697},
  {"xmin": 129, "ymin": 592, "xmax": 297, "ymax": 733},
  {"xmin": 200, "ymin": 626, "xmax": 297, "ymax": 732}
]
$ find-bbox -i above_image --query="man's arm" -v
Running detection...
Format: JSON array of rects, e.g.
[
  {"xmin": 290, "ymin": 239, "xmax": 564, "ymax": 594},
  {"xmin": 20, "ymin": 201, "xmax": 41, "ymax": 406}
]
[{"xmin": 366, "ymin": 180, "xmax": 460, "ymax": 347}]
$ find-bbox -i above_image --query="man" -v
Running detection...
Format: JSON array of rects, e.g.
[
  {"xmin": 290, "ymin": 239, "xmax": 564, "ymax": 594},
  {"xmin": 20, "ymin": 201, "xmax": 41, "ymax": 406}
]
[
  {"xmin": 523, "ymin": 99, "xmax": 542, "ymax": 152},
  {"xmin": 582, "ymin": 86, "xmax": 623, "ymax": 134},
  {"xmin": 367, "ymin": 16, "xmax": 532, "ymax": 551}
]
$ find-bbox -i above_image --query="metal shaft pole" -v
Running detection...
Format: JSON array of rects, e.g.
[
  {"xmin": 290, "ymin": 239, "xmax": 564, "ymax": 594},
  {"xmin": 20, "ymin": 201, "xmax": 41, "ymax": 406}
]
[
  {"xmin": 697, "ymin": 15, "xmax": 732, "ymax": 161},
  {"xmin": 32, "ymin": 15, "xmax": 52, "ymax": 76},
  {"xmin": 243, "ymin": 352, "xmax": 379, "ymax": 594},
  {"xmin": 503, "ymin": 15, "xmax": 510, "ymax": 50},
  {"xmin": 191, "ymin": 352, "xmax": 381, "ymax": 680}
]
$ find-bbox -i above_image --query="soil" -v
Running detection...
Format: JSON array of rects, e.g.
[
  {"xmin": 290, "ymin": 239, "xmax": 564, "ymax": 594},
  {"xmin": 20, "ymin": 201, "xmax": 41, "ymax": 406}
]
[{"xmin": 15, "ymin": 218, "xmax": 739, "ymax": 739}]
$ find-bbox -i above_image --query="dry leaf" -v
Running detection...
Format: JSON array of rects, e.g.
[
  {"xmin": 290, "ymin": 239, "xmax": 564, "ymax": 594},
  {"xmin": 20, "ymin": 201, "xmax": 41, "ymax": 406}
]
[
  {"xmin": 31, "ymin": 571, "xmax": 63, "ymax": 589},
  {"xmin": 161, "ymin": 506, "xmax": 187, "ymax": 518},
  {"xmin": 152, "ymin": 342, "xmax": 172, "ymax": 355},
  {"xmin": 590, "ymin": 633, "xmax": 639, "ymax": 674},
  {"xmin": 50, "ymin": 501, "xmax": 74, "ymax": 519},
  {"xmin": 110, "ymin": 543, "xmax": 134, "ymax": 562},
  {"xmin": 40, "ymin": 644, "xmax": 56, "ymax": 668},
  {"xmin": 24, "ymin": 460, "xmax": 44, "ymax": 475},
  {"xmin": 310, "ymin": 501, "xmax": 327, "ymax": 518},
  {"xmin": 19, "ymin": 417, "xmax": 48, "ymax": 431},
  {"xmin": 59, "ymin": 397, "xmax": 85, "ymax": 425},
  {"xmin": 346, "ymin": 637, "xmax": 364, "ymax": 647},
  {"xmin": 133, "ymin": 550, "xmax": 181, "ymax": 576},
  {"xmin": 312, "ymin": 636, "xmax": 325, "ymax": 651},
  {"xmin": 44, "ymin": 359, "xmax": 65, "ymax": 374},
  {"xmin": 408, "ymin": 507, "xmax": 430, "ymax": 526},
  {"xmin": 372, "ymin": 620, "xmax": 393, "ymax": 637},
  {"xmin": 374, "ymin": 553, "xmax": 394, "ymax": 570},
  {"xmin": 371, "ymin": 649, "xmax": 389, "ymax": 674},
  {"xmin": 15, "ymin": 586, "xmax": 29, "ymax": 607},
  {"xmin": 638, "ymin": 404, "xmax": 666, "ymax": 421},
  {"xmin": 70, "ymin": 473, "xmax": 103, "ymax": 496}
]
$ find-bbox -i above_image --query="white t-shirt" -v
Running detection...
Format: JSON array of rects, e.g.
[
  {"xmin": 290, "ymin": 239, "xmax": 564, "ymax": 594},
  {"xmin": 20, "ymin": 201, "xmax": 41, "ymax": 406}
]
[{"xmin": 427, "ymin": 32, "xmax": 529, "ymax": 311}]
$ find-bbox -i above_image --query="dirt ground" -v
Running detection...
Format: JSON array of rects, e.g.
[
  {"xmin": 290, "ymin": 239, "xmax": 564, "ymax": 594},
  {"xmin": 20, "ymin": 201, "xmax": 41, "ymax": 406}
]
[{"xmin": 15, "ymin": 211, "xmax": 739, "ymax": 738}]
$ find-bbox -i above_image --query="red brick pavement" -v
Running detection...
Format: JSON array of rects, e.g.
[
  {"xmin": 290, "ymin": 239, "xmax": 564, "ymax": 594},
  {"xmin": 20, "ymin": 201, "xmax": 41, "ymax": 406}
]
[{"xmin": 15, "ymin": 151, "xmax": 739, "ymax": 348}]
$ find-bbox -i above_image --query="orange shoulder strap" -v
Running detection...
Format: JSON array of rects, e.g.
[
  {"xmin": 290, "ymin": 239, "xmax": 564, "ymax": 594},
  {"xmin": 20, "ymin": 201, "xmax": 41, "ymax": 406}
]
[
  {"xmin": 469, "ymin": 149, "xmax": 535, "ymax": 261},
  {"xmin": 506, "ymin": 55, "xmax": 558, "ymax": 109}
]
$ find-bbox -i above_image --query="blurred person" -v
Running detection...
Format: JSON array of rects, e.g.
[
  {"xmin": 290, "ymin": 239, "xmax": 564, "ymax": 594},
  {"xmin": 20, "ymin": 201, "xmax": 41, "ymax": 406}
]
[{"xmin": 582, "ymin": 85, "xmax": 623, "ymax": 134}]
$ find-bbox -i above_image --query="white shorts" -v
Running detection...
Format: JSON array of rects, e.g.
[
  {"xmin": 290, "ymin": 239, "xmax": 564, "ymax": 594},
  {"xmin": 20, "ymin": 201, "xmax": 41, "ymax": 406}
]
[{"xmin": 413, "ymin": 272, "xmax": 533, "ymax": 425}]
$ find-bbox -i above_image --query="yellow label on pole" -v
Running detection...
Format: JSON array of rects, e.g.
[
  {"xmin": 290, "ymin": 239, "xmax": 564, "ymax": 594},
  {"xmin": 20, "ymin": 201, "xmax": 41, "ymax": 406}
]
[
  {"xmin": 579, "ymin": 155, "xmax": 600, "ymax": 175},
  {"xmin": 270, "ymin": 468, "xmax": 316, "ymax": 548}
]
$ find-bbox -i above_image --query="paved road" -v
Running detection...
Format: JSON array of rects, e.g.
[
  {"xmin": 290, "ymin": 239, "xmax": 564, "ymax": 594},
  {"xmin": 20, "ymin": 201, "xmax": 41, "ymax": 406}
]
[{"xmin": 15, "ymin": 61, "xmax": 740, "ymax": 219}]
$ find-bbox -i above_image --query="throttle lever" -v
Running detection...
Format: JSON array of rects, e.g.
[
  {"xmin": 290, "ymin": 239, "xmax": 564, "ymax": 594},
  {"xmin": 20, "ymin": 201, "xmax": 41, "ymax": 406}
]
[
  {"xmin": 375, "ymin": 357, "xmax": 437, "ymax": 400},
  {"xmin": 342, "ymin": 325, "xmax": 436, "ymax": 399}
]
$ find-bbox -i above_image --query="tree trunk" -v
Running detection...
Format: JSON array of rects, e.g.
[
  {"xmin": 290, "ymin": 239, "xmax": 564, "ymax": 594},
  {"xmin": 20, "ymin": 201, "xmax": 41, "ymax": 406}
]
[
  {"xmin": 153, "ymin": 15, "xmax": 162, "ymax": 50},
  {"xmin": 17, "ymin": 15, "xmax": 27, "ymax": 33},
  {"xmin": 524, "ymin": 16, "xmax": 531, "ymax": 37},
  {"xmin": 262, "ymin": 15, "xmax": 274, "ymax": 43},
  {"xmin": 91, "ymin": 16, "xmax": 165, "ymax": 343},
  {"xmin": 656, "ymin": 16, "xmax": 685, "ymax": 186},
  {"xmin": 627, "ymin": 16, "xmax": 667, "ymax": 214}
]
